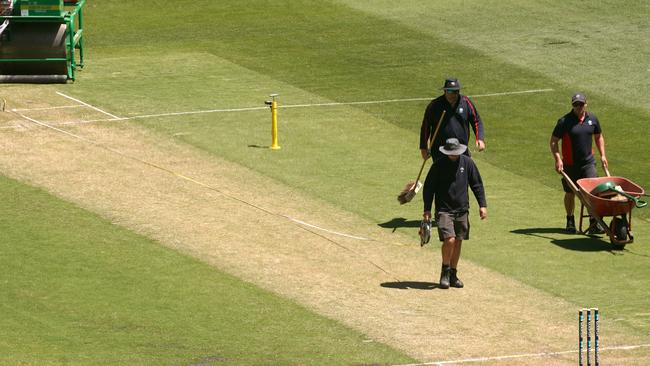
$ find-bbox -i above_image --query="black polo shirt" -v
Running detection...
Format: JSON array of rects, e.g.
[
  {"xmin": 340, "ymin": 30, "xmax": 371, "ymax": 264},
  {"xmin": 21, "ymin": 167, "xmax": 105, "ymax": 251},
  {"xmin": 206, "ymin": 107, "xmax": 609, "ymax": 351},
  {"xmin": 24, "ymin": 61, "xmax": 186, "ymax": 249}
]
[
  {"xmin": 419, "ymin": 95, "xmax": 485, "ymax": 159},
  {"xmin": 552, "ymin": 111, "xmax": 601, "ymax": 166},
  {"xmin": 423, "ymin": 155, "xmax": 487, "ymax": 214}
]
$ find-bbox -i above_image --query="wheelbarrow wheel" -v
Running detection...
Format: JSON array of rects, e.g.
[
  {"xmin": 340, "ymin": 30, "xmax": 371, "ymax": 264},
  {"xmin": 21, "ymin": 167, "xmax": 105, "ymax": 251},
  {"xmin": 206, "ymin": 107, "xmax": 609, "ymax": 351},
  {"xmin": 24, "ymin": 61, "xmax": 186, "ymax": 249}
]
[{"xmin": 610, "ymin": 216, "xmax": 628, "ymax": 248}]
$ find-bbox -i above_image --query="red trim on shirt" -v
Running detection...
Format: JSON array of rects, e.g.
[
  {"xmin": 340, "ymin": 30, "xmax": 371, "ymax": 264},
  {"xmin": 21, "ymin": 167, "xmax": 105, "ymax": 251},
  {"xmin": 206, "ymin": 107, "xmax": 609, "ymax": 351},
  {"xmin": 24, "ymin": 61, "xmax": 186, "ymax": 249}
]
[{"xmin": 464, "ymin": 96, "xmax": 479, "ymax": 142}]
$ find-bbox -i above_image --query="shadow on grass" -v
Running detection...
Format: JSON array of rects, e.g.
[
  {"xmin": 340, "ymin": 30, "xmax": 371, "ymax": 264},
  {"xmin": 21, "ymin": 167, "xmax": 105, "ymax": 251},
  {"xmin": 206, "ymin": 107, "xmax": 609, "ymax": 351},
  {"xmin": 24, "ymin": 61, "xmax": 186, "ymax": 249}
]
[
  {"xmin": 511, "ymin": 227, "xmax": 625, "ymax": 253},
  {"xmin": 550, "ymin": 237, "xmax": 620, "ymax": 252},
  {"xmin": 510, "ymin": 227, "xmax": 568, "ymax": 240},
  {"xmin": 378, "ymin": 217, "xmax": 437, "ymax": 233},
  {"xmin": 380, "ymin": 281, "xmax": 438, "ymax": 290}
]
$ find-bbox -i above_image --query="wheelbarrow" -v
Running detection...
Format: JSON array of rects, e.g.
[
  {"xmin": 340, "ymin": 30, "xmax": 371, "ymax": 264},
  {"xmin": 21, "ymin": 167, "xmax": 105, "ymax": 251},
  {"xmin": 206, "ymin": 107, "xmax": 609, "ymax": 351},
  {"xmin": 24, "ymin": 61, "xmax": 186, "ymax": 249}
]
[{"xmin": 560, "ymin": 169, "xmax": 646, "ymax": 248}]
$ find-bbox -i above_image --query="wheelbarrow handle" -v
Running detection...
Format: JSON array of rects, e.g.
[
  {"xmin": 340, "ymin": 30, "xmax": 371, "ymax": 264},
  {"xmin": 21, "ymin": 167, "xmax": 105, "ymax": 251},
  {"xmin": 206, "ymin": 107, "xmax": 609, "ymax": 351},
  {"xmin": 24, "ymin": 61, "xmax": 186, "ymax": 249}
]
[{"xmin": 559, "ymin": 170, "xmax": 580, "ymax": 195}]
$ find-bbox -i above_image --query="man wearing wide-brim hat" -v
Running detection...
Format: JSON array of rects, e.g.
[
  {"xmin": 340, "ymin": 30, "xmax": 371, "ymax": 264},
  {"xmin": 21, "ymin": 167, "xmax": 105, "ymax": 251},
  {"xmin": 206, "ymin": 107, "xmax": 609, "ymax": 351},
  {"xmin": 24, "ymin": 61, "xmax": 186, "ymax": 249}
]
[{"xmin": 421, "ymin": 138, "xmax": 487, "ymax": 289}]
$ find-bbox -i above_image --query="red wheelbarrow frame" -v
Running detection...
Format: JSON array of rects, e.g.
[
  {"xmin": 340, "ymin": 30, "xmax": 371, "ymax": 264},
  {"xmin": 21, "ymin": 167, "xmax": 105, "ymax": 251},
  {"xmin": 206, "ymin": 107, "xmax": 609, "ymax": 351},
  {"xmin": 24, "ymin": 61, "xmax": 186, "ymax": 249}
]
[{"xmin": 560, "ymin": 170, "xmax": 645, "ymax": 246}]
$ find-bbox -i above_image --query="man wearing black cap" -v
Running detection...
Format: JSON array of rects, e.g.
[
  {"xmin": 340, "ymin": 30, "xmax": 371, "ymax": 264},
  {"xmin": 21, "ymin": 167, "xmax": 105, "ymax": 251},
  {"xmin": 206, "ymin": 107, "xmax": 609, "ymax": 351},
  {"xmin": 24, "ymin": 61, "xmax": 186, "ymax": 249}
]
[
  {"xmin": 422, "ymin": 138, "xmax": 487, "ymax": 289},
  {"xmin": 419, "ymin": 77, "xmax": 486, "ymax": 243},
  {"xmin": 420, "ymin": 77, "xmax": 486, "ymax": 161},
  {"xmin": 550, "ymin": 92, "xmax": 608, "ymax": 234}
]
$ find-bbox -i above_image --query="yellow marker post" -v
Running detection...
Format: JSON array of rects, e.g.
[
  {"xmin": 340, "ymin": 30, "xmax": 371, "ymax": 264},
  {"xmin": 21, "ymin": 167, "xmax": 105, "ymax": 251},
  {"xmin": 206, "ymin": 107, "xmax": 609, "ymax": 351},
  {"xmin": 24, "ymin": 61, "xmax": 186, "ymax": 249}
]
[{"xmin": 265, "ymin": 93, "xmax": 281, "ymax": 150}]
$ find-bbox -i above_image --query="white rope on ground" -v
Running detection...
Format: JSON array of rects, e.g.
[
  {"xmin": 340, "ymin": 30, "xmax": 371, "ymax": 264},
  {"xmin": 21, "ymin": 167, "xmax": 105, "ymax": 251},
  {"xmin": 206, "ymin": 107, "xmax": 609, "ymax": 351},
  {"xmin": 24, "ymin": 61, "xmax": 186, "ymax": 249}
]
[
  {"xmin": 392, "ymin": 343, "xmax": 650, "ymax": 366},
  {"xmin": 283, "ymin": 215, "xmax": 372, "ymax": 241},
  {"xmin": 2, "ymin": 88, "xmax": 553, "ymax": 130},
  {"xmin": 10, "ymin": 110, "xmax": 400, "ymax": 281}
]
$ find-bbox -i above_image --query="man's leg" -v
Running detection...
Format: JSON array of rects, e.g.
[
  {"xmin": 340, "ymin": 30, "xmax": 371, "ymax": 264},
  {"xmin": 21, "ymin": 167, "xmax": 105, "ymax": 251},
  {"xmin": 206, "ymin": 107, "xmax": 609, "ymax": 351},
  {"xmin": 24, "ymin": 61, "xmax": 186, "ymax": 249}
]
[
  {"xmin": 564, "ymin": 192, "xmax": 575, "ymax": 216},
  {"xmin": 450, "ymin": 239, "xmax": 462, "ymax": 268},
  {"xmin": 581, "ymin": 163, "xmax": 605, "ymax": 234},
  {"xmin": 564, "ymin": 192, "xmax": 577, "ymax": 233},
  {"xmin": 439, "ymin": 237, "xmax": 455, "ymax": 289},
  {"xmin": 441, "ymin": 237, "xmax": 455, "ymax": 266},
  {"xmin": 449, "ymin": 239, "xmax": 464, "ymax": 288}
]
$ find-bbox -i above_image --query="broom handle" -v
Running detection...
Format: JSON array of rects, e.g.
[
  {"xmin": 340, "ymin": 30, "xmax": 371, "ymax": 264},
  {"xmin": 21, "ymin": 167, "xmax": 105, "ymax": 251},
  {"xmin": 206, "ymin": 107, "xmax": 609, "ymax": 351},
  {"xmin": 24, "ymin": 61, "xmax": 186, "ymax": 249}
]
[{"xmin": 413, "ymin": 110, "xmax": 446, "ymax": 184}]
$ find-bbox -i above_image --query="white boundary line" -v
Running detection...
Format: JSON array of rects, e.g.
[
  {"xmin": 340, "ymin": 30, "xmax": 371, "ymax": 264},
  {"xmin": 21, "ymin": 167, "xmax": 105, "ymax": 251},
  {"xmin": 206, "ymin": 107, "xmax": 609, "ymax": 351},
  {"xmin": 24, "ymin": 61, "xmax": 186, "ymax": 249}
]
[
  {"xmin": 392, "ymin": 343, "xmax": 650, "ymax": 366},
  {"xmin": 1, "ymin": 88, "xmax": 553, "ymax": 130},
  {"xmin": 55, "ymin": 91, "xmax": 122, "ymax": 120}
]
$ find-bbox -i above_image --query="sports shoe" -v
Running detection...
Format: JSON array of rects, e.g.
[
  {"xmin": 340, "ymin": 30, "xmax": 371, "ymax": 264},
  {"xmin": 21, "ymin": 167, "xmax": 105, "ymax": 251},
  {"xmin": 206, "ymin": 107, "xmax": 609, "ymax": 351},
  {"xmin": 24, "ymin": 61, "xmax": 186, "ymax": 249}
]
[
  {"xmin": 565, "ymin": 215, "xmax": 576, "ymax": 234},
  {"xmin": 419, "ymin": 218, "xmax": 432, "ymax": 246},
  {"xmin": 439, "ymin": 265, "xmax": 451, "ymax": 289},
  {"xmin": 449, "ymin": 268, "xmax": 464, "ymax": 288}
]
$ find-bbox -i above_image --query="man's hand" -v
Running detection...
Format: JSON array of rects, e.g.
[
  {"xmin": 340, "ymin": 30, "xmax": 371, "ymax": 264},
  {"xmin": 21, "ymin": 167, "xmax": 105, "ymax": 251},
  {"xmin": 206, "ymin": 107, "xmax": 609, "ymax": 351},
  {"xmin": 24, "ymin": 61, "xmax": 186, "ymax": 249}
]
[
  {"xmin": 420, "ymin": 148, "xmax": 430, "ymax": 160},
  {"xmin": 423, "ymin": 211, "xmax": 432, "ymax": 221},
  {"xmin": 555, "ymin": 159, "xmax": 564, "ymax": 174},
  {"xmin": 601, "ymin": 155, "xmax": 608, "ymax": 170},
  {"xmin": 479, "ymin": 207, "xmax": 487, "ymax": 220},
  {"xmin": 476, "ymin": 139, "xmax": 486, "ymax": 152}
]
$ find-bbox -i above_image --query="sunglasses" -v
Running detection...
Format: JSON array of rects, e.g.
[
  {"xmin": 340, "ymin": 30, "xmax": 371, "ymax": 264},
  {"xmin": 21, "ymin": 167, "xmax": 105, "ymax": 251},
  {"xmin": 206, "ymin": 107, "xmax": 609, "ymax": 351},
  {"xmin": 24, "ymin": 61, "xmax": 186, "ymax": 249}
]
[
  {"xmin": 572, "ymin": 102, "xmax": 585, "ymax": 107},
  {"xmin": 445, "ymin": 89, "xmax": 459, "ymax": 94}
]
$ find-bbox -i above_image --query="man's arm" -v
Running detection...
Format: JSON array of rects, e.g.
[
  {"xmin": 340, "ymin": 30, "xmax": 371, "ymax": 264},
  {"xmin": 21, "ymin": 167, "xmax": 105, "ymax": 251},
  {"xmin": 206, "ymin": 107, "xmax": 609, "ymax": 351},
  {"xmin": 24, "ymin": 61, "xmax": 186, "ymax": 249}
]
[
  {"xmin": 550, "ymin": 135, "xmax": 563, "ymax": 173},
  {"xmin": 464, "ymin": 97, "xmax": 486, "ymax": 152},
  {"xmin": 594, "ymin": 133, "xmax": 608, "ymax": 170},
  {"xmin": 420, "ymin": 103, "xmax": 434, "ymax": 159},
  {"xmin": 422, "ymin": 161, "xmax": 438, "ymax": 216},
  {"xmin": 467, "ymin": 160, "xmax": 487, "ymax": 219}
]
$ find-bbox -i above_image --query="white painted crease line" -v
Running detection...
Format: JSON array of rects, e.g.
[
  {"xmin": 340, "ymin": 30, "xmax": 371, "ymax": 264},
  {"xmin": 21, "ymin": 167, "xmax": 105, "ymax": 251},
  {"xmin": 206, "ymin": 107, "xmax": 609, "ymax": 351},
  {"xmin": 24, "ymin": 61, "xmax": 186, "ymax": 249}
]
[
  {"xmin": 0, "ymin": 125, "xmax": 23, "ymax": 130},
  {"xmin": 127, "ymin": 106, "xmax": 268, "ymax": 119},
  {"xmin": 55, "ymin": 91, "xmax": 122, "ymax": 120},
  {"xmin": 392, "ymin": 343, "xmax": 650, "ymax": 366},
  {"xmin": 470, "ymin": 88, "xmax": 554, "ymax": 98},
  {"xmin": 10, "ymin": 106, "xmax": 269, "ymax": 128},
  {"xmin": 283, "ymin": 215, "xmax": 372, "ymax": 241},
  {"xmin": 280, "ymin": 88, "xmax": 555, "ymax": 109},
  {"xmin": 12, "ymin": 105, "xmax": 84, "ymax": 112},
  {"xmin": 37, "ymin": 106, "xmax": 268, "ymax": 126},
  {"xmin": 1, "ymin": 88, "xmax": 553, "ymax": 130}
]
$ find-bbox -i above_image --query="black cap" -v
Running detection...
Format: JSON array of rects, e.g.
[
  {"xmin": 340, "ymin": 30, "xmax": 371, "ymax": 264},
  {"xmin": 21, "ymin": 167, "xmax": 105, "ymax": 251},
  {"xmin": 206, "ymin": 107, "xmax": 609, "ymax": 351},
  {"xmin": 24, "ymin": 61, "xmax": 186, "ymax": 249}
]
[
  {"xmin": 571, "ymin": 93, "xmax": 587, "ymax": 104},
  {"xmin": 441, "ymin": 78, "xmax": 461, "ymax": 91}
]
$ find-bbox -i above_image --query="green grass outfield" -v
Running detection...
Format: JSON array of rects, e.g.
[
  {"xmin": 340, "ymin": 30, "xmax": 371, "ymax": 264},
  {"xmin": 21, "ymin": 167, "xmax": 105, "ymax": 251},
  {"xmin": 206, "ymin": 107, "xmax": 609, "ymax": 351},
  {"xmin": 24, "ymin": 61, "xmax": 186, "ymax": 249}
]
[{"xmin": 1, "ymin": 0, "xmax": 650, "ymax": 363}]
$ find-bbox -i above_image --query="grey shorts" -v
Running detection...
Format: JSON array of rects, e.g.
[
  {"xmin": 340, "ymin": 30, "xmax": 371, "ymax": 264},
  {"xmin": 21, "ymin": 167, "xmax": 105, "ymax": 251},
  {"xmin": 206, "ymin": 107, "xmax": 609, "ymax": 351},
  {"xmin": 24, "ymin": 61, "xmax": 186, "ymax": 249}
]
[
  {"xmin": 436, "ymin": 211, "xmax": 469, "ymax": 241},
  {"xmin": 562, "ymin": 163, "xmax": 597, "ymax": 193}
]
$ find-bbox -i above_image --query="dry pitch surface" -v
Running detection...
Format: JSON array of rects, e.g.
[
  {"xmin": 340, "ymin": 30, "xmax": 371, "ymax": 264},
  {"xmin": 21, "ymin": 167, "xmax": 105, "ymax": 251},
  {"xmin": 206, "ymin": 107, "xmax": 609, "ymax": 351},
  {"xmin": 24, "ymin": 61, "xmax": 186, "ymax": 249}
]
[{"xmin": 1, "ymin": 91, "xmax": 648, "ymax": 365}]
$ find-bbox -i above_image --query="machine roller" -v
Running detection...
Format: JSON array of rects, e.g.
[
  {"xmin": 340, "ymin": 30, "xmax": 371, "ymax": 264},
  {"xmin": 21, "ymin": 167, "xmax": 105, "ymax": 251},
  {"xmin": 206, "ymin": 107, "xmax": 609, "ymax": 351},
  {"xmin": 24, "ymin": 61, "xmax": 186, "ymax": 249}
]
[{"xmin": 0, "ymin": 0, "xmax": 85, "ymax": 83}]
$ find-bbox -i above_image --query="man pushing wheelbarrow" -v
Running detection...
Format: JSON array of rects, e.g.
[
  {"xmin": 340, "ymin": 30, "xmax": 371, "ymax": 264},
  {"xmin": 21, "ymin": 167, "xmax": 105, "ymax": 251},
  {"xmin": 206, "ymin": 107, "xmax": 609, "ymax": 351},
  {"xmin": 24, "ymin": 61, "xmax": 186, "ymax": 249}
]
[
  {"xmin": 550, "ymin": 93, "xmax": 609, "ymax": 235},
  {"xmin": 550, "ymin": 93, "xmax": 647, "ymax": 247}
]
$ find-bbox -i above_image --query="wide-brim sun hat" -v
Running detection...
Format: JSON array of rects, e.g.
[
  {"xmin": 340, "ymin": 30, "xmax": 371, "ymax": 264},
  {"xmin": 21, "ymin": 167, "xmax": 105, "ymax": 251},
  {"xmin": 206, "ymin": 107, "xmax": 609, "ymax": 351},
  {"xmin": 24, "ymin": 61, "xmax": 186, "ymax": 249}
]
[{"xmin": 439, "ymin": 138, "xmax": 467, "ymax": 155}]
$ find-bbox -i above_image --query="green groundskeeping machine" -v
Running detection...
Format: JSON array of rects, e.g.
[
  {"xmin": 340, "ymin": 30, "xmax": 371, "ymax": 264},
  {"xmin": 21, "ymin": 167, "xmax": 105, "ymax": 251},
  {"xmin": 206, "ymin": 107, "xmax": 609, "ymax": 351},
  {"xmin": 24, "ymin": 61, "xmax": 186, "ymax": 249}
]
[{"xmin": 0, "ymin": 0, "xmax": 85, "ymax": 83}]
